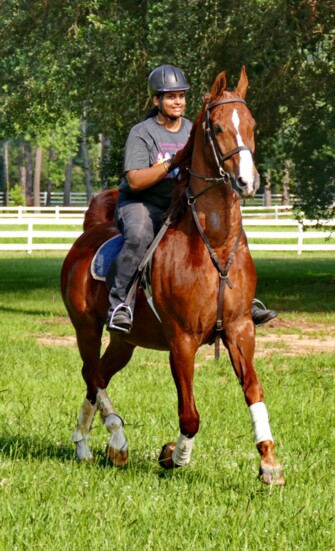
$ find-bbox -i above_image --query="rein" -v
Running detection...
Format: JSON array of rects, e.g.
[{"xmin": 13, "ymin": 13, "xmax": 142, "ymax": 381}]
[
  {"xmin": 186, "ymin": 186, "xmax": 243, "ymax": 360},
  {"xmin": 186, "ymin": 97, "xmax": 249, "ymax": 359}
]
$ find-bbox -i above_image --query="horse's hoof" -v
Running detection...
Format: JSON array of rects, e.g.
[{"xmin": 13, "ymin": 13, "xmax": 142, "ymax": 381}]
[
  {"xmin": 259, "ymin": 464, "xmax": 285, "ymax": 486},
  {"xmin": 158, "ymin": 442, "xmax": 177, "ymax": 469},
  {"xmin": 106, "ymin": 445, "xmax": 129, "ymax": 467},
  {"xmin": 75, "ymin": 439, "xmax": 94, "ymax": 462}
]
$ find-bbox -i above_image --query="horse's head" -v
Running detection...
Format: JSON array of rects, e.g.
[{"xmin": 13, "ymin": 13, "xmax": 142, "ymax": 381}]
[{"xmin": 203, "ymin": 66, "xmax": 260, "ymax": 198}]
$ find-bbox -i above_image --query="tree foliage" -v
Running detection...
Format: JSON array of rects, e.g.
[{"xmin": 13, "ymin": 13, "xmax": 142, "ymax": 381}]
[{"xmin": 0, "ymin": 0, "xmax": 334, "ymax": 218}]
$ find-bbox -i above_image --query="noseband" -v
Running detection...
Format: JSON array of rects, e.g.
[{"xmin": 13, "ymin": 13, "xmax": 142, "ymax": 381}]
[{"xmin": 187, "ymin": 97, "xmax": 252, "ymax": 198}]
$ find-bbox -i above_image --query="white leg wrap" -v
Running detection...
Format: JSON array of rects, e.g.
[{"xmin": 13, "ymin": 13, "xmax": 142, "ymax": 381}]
[
  {"xmin": 96, "ymin": 388, "xmax": 128, "ymax": 453},
  {"xmin": 172, "ymin": 433, "xmax": 195, "ymax": 466},
  {"xmin": 105, "ymin": 413, "xmax": 128, "ymax": 453},
  {"xmin": 249, "ymin": 402, "xmax": 273, "ymax": 444},
  {"xmin": 96, "ymin": 388, "xmax": 117, "ymax": 418},
  {"xmin": 72, "ymin": 398, "xmax": 98, "ymax": 461}
]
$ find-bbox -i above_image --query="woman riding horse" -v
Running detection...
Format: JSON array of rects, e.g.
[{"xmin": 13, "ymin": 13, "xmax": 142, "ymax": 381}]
[
  {"xmin": 62, "ymin": 66, "xmax": 284, "ymax": 485},
  {"xmin": 106, "ymin": 64, "xmax": 276, "ymax": 333}
]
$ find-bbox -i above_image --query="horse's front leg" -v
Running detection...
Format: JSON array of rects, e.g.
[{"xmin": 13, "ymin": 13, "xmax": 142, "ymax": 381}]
[
  {"xmin": 224, "ymin": 321, "xmax": 285, "ymax": 485},
  {"xmin": 72, "ymin": 397, "xmax": 98, "ymax": 461},
  {"xmin": 72, "ymin": 322, "xmax": 103, "ymax": 462},
  {"xmin": 159, "ymin": 337, "xmax": 199, "ymax": 469}
]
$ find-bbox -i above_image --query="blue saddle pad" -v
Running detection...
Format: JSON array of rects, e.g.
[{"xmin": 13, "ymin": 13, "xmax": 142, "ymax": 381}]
[{"xmin": 91, "ymin": 234, "xmax": 124, "ymax": 281}]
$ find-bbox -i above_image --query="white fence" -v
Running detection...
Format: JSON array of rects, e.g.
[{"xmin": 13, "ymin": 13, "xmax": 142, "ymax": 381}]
[
  {"xmin": 0, "ymin": 191, "xmax": 290, "ymax": 208},
  {"xmin": 0, "ymin": 191, "xmax": 89, "ymax": 206},
  {"xmin": 0, "ymin": 203, "xmax": 293, "ymax": 221},
  {"xmin": 0, "ymin": 205, "xmax": 86, "ymax": 219},
  {"xmin": 0, "ymin": 217, "xmax": 334, "ymax": 255}
]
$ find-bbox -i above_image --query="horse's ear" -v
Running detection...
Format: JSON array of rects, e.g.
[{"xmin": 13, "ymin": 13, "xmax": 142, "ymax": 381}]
[
  {"xmin": 236, "ymin": 66, "xmax": 249, "ymax": 98},
  {"xmin": 210, "ymin": 71, "xmax": 227, "ymax": 98}
]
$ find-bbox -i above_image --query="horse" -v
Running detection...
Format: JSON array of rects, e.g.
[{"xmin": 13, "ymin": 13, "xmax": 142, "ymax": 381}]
[{"xmin": 61, "ymin": 67, "xmax": 284, "ymax": 485}]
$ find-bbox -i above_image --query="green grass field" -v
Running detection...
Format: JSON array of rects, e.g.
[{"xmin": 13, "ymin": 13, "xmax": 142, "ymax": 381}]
[{"xmin": 0, "ymin": 252, "xmax": 334, "ymax": 550}]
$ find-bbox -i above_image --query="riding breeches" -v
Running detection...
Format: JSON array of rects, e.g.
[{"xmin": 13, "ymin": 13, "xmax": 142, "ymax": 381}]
[{"xmin": 106, "ymin": 199, "xmax": 165, "ymax": 312}]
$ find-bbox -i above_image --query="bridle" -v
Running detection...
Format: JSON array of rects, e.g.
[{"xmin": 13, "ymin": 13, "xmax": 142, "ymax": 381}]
[
  {"xmin": 186, "ymin": 97, "xmax": 252, "ymax": 358},
  {"xmin": 187, "ymin": 97, "xmax": 252, "ymax": 198}
]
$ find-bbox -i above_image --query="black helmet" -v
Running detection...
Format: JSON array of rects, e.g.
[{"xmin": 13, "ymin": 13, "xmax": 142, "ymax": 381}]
[{"xmin": 148, "ymin": 64, "xmax": 190, "ymax": 97}]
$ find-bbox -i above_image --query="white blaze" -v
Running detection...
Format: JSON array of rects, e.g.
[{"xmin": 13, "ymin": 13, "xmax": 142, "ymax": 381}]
[{"xmin": 232, "ymin": 109, "xmax": 254, "ymax": 184}]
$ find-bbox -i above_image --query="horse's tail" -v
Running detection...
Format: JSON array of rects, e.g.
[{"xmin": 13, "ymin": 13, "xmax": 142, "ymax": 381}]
[{"xmin": 83, "ymin": 189, "xmax": 119, "ymax": 231}]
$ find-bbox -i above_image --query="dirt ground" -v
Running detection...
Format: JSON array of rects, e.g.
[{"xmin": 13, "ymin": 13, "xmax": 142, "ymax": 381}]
[
  {"xmin": 37, "ymin": 316, "xmax": 335, "ymax": 358},
  {"xmin": 254, "ymin": 317, "xmax": 335, "ymax": 357}
]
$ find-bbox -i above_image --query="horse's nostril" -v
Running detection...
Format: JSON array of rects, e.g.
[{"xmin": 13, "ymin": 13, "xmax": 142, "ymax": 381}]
[{"xmin": 237, "ymin": 176, "xmax": 247, "ymax": 189}]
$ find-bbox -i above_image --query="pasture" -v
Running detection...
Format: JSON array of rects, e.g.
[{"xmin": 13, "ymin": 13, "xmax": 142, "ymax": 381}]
[{"xmin": 0, "ymin": 252, "xmax": 334, "ymax": 550}]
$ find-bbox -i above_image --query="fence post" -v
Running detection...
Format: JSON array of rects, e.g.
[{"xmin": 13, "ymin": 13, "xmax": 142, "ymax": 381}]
[
  {"xmin": 298, "ymin": 222, "xmax": 303, "ymax": 255},
  {"xmin": 27, "ymin": 221, "xmax": 33, "ymax": 254},
  {"xmin": 55, "ymin": 205, "xmax": 60, "ymax": 220}
]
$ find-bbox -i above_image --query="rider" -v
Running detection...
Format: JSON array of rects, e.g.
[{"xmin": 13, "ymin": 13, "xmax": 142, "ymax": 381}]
[{"xmin": 106, "ymin": 64, "xmax": 277, "ymax": 333}]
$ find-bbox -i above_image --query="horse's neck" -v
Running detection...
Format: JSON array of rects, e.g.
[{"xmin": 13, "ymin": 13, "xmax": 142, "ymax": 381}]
[{"xmin": 190, "ymin": 180, "xmax": 241, "ymax": 248}]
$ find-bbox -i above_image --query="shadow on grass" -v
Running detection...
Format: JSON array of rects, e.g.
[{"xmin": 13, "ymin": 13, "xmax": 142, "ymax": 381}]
[
  {"xmin": 0, "ymin": 434, "xmax": 163, "ymax": 473},
  {"xmin": 254, "ymin": 256, "xmax": 335, "ymax": 312},
  {"xmin": 0, "ymin": 305, "xmax": 56, "ymax": 317},
  {"xmin": 0, "ymin": 255, "xmax": 335, "ymax": 314},
  {"xmin": 0, "ymin": 257, "xmax": 63, "ymax": 294},
  {"xmin": 0, "ymin": 434, "xmax": 75, "ymax": 462}
]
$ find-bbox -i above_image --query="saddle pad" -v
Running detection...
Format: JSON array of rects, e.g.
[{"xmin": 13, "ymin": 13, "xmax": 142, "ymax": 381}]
[{"xmin": 91, "ymin": 234, "xmax": 124, "ymax": 281}]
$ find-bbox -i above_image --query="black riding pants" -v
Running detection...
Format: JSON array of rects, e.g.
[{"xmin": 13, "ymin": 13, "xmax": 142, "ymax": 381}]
[{"xmin": 106, "ymin": 199, "xmax": 165, "ymax": 313}]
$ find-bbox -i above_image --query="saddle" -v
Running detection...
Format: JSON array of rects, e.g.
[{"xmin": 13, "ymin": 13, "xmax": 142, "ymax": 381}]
[{"xmin": 91, "ymin": 218, "xmax": 172, "ymax": 320}]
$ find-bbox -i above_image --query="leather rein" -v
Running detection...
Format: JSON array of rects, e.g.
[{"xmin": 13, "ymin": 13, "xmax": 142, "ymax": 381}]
[{"xmin": 186, "ymin": 97, "xmax": 248, "ymax": 359}]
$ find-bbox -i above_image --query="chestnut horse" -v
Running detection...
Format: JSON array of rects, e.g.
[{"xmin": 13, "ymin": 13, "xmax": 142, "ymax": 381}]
[{"xmin": 61, "ymin": 67, "xmax": 284, "ymax": 485}]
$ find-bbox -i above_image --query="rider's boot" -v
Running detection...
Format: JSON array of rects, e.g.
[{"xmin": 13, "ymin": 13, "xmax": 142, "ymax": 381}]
[
  {"xmin": 251, "ymin": 298, "xmax": 277, "ymax": 327},
  {"xmin": 106, "ymin": 303, "xmax": 133, "ymax": 333}
]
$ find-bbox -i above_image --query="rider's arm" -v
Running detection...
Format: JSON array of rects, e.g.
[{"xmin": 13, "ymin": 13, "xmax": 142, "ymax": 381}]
[{"xmin": 127, "ymin": 159, "xmax": 172, "ymax": 191}]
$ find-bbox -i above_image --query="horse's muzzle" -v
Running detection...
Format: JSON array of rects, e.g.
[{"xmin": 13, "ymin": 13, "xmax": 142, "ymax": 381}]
[{"xmin": 234, "ymin": 172, "xmax": 260, "ymax": 198}]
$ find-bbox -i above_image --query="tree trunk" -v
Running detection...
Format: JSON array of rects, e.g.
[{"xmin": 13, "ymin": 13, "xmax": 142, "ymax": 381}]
[
  {"xmin": 33, "ymin": 146, "xmax": 42, "ymax": 207},
  {"xmin": 99, "ymin": 133, "xmax": 111, "ymax": 190},
  {"xmin": 63, "ymin": 159, "xmax": 73, "ymax": 206},
  {"xmin": 81, "ymin": 115, "xmax": 92, "ymax": 203},
  {"xmin": 18, "ymin": 138, "xmax": 27, "ymax": 203},
  {"xmin": 3, "ymin": 141, "xmax": 9, "ymax": 206},
  {"xmin": 25, "ymin": 143, "xmax": 33, "ymax": 206},
  {"xmin": 282, "ymin": 161, "xmax": 291, "ymax": 206},
  {"xmin": 264, "ymin": 170, "xmax": 272, "ymax": 207},
  {"xmin": 46, "ymin": 149, "xmax": 54, "ymax": 206}
]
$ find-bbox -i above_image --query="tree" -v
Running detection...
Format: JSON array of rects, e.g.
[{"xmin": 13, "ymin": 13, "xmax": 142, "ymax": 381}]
[{"xmin": 0, "ymin": 0, "xmax": 334, "ymax": 219}]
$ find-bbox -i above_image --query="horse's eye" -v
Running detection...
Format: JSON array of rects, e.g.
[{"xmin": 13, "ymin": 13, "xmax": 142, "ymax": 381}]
[{"xmin": 213, "ymin": 124, "xmax": 222, "ymax": 134}]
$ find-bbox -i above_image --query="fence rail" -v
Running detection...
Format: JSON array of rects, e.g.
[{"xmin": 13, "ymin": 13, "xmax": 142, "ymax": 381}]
[
  {"xmin": 0, "ymin": 217, "xmax": 333, "ymax": 255},
  {"xmin": 0, "ymin": 191, "xmax": 291, "ymax": 208},
  {"xmin": 0, "ymin": 203, "xmax": 295, "ymax": 221}
]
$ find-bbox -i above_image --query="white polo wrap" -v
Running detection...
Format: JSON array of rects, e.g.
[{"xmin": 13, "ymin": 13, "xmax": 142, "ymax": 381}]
[
  {"xmin": 172, "ymin": 433, "xmax": 195, "ymax": 466},
  {"xmin": 249, "ymin": 402, "xmax": 273, "ymax": 444}
]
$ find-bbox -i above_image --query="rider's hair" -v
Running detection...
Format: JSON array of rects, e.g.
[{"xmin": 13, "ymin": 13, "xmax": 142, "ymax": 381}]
[{"xmin": 143, "ymin": 105, "xmax": 160, "ymax": 120}]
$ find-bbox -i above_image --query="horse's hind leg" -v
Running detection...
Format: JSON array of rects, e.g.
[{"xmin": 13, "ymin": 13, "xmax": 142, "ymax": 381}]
[
  {"xmin": 71, "ymin": 318, "xmax": 108, "ymax": 461},
  {"xmin": 96, "ymin": 335, "xmax": 135, "ymax": 467},
  {"xmin": 224, "ymin": 322, "xmax": 285, "ymax": 485},
  {"xmin": 73, "ymin": 323, "xmax": 134, "ymax": 466}
]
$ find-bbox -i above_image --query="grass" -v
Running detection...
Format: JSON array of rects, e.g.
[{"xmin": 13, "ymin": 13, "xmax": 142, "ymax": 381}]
[{"xmin": 0, "ymin": 252, "xmax": 334, "ymax": 550}]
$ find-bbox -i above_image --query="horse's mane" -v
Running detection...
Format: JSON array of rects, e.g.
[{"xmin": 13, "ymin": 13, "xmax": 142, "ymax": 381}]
[
  {"xmin": 83, "ymin": 188, "xmax": 118, "ymax": 231},
  {"xmin": 168, "ymin": 108, "xmax": 204, "ymax": 221}
]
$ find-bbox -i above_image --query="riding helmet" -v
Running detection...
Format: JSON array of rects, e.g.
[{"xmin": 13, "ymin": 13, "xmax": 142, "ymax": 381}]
[{"xmin": 148, "ymin": 65, "xmax": 190, "ymax": 97}]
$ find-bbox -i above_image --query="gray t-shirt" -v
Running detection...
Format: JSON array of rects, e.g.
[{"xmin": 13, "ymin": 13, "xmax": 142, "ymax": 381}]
[{"xmin": 118, "ymin": 116, "xmax": 192, "ymax": 209}]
